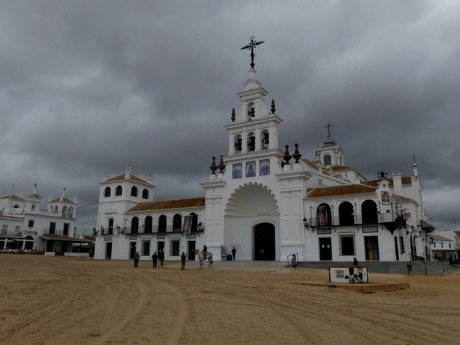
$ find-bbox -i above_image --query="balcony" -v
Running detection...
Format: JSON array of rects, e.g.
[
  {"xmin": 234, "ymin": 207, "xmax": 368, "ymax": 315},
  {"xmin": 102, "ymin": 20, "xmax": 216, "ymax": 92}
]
[
  {"xmin": 308, "ymin": 212, "xmax": 400, "ymax": 231},
  {"xmin": 44, "ymin": 229, "xmax": 70, "ymax": 237},
  {"xmin": 100, "ymin": 225, "xmax": 195, "ymax": 237},
  {"xmin": 99, "ymin": 227, "xmax": 114, "ymax": 236},
  {"xmin": 23, "ymin": 227, "xmax": 39, "ymax": 233}
]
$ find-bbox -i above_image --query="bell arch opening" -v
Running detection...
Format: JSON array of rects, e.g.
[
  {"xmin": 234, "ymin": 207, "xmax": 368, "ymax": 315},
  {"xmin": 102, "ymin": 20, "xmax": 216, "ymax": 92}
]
[{"xmin": 225, "ymin": 183, "xmax": 279, "ymax": 217}]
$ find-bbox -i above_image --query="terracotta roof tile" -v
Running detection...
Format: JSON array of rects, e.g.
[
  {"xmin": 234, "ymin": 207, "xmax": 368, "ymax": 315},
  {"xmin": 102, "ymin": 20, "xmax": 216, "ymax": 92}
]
[
  {"xmin": 49, "ymin": 197, "xmax": 76, "ymax": 204},
  {"xmin": 306, "ymin": 184, "xmax": 376, "ymax": 198},
  {"xmin": 430, "ymin": 234, "xmax": 451, "ymax": 242},
  {"xmin": 401, "ymin": 176, "xmax": 413, "ymax": 184},
  {"xmin": 0, "ymin": 194, "xmax": 25, "ymax": 201},
  {"xmin": 329, "ymin": 165, "xmax": 353, "ymax": 171},
  {"xmin": 421, "ymin": 220, "xmax": 436, "ymax": 231},
  {"xmin": 391, "ymin": 194, "xmax": 416, "ymax": 204},
  {"xmin": 127, "ymin": 197, "xmax": 205, "ymax": 212},
  {"xmin": 362, "ymin": 176, "xmax": 412, "ymax": 187},
  {"xmin": 105, "ymin": 174, "xmax": 152, "ymax": 185},
  {"xmin": 361, "ymin": 180, "xmax": 379, "ymax": 187}
]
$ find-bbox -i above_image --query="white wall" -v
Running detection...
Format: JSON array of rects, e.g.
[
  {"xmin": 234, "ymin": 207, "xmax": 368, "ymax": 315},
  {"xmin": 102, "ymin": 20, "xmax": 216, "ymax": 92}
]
[{"xmin": 224, "ymin": 215, "xmax": 279, "ymax": 261}]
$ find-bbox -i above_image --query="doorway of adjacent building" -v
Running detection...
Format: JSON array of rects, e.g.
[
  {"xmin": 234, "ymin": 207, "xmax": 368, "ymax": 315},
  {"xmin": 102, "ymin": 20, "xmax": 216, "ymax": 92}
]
[
  {"xmin": 364, "ymin": 236, "xmax": 380, "ymax": 260},
  {"xmin": 25, "ymin": 236, "xmax": 33, "ymax": 250},
  {"xmin": 319, "ymin": 238, "xmax": 332, "ymax": 260},
  {"xmin": 188, "ymin": 241, "xmax": 196, "ymax": 260},
  {"xmin": 254, "ymin": 223, "xmax": 275, "ymax": 260},
  {"xmin": 105, "ymin": 242, "xmax": 112, "ymax": 259},
  {"xmin": 157, "ymin": 241, "xmax": 164, "ymax": 256},
  {"xmin": 171, "ymin": 240, "xmax": 180, "ymax": 256},
  {"xmin": 129, "ymin": 242, "xmax": 136, "ymax": 259}
]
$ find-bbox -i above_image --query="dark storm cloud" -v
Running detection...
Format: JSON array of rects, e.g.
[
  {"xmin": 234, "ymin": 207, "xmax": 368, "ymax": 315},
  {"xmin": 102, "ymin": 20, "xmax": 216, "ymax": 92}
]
[{"xmin": 1, "ymin": 0, "xmax": 459, "ymax": 232}]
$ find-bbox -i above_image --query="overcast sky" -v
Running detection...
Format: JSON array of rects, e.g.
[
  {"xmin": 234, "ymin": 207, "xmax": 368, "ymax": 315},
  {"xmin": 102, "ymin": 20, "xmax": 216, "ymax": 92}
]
[{"xmin": 1, "ymin": 0, "xmax": 459, "ymax": 234}]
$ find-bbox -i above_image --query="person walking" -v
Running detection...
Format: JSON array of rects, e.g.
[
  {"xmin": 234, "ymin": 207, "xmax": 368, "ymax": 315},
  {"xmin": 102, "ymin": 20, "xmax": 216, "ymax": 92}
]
[
  {"xmin": 350, "ymin": 257, "xmax": 358, "ymax": 275},
  {"xmin": 231, "ymin": 246, "xmax": 236, "ymax": 261},
  {"xmin": 181, "ymin": 252, "xmax": 186, "ymax": 270},
  {"xmin": 159, "ymin": 250, "xmax": 164, "ymax": 267},
  {"xmin": 134, "ymin": 252, "xmax": 140, "ymax": 268},
  {"xmin": 291, "ymin": 254, "xmax": 297, "ymax": 269},
  {"xmin": 151, "ymin": 252, "xmax": 158, "ymax": 269}
]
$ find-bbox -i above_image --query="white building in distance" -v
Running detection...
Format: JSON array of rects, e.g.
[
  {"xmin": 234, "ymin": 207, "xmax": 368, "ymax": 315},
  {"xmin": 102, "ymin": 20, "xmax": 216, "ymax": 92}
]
[
  {"xmin": 94, "ymin": 54, "xmax": 435, "ymax": 263},
  {"xmin": 0, "ymin": 186, "xmax": 87, "ymax": 254}
]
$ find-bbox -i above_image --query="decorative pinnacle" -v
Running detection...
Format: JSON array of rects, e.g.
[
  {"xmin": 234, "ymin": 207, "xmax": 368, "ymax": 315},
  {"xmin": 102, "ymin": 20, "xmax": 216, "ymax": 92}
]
[
  {"xmin": 209, "ymin": 157, "xmax": 217, "ymax": 174},
  {"xmin": 283, "ymin": 145, "xmax": 291, "ymax": 165},
  {"xmin": 293, "ymin": 143, "xmax": 302, "ymax": 163},
  {"xmin": 218, "ymin": 155, "xmax": 226, "ymax": 174},
  {"xmin": 241, "ymin": 36, "xmax": 264, "ymax": 69}
]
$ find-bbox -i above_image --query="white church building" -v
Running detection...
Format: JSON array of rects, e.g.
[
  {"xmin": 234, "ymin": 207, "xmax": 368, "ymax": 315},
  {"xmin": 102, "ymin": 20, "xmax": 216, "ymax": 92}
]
[{"xmin": 94, "ymin": 51, "xmax": 435, "ymax": 263}]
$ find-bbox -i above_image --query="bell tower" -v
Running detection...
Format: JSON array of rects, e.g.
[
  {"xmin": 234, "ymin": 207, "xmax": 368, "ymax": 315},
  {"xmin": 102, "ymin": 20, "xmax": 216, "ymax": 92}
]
[
  {"xmin": 315, "ymin": 121, "xmax": 344, "ymax": 167},
  {"xmin": 226, "ymin": 38, "xmax": 282, "ymax": 156}
]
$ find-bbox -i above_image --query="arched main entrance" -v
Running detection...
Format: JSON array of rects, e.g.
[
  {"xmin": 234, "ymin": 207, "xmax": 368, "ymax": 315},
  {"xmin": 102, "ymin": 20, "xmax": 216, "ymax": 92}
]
[
  {"xmin": 224, "ymin": 182, "xmax": 279, "ymax": 261},
  {"xmin": 254, "ymin": 223, "xmax": 275, "ymax": 260}
]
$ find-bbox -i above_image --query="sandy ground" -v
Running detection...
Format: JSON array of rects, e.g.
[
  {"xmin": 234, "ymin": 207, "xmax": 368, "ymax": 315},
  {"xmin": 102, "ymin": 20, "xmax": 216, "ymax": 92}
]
[{"xmin": 0, "ymin": 255, "xmax": 459, "ymax": 345}]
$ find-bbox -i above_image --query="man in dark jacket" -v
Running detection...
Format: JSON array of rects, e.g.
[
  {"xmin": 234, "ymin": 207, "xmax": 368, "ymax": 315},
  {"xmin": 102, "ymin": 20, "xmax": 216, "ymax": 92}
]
[
  {"xmin": 181, "ymin": 252, "xmax": 186, "ymax": 270},
  {"xmin": 151, "ymin": 252, "xmax": 158, "ymax": 268}
]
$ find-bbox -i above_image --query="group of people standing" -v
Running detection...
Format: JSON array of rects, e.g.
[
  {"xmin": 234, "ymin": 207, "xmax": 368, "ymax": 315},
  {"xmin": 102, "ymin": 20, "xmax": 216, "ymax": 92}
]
[
  {"xmin": 222, "ymin": 246, "xmax": 237, "ymax": 261},
  {"xmin": 203, "ymin": 245, "xmax": 237, "ymax": 261},
  {"xmin": 133, "ymin": 245, "xmax": 239, "ymax": 268},
  {"xmin": 136, "ymin": 250, "xmax": 359, "ymax": 271},
  {"xmin": 134, "ymin": 249, "xmax": 188, "ymax": 270},
  {"xmin": 151, "ymin": 250, "xmax": 165, "ymax": 268},
  {"xmin": 133, "ymin": 250, "xmax": 165, "ymax": 268}
]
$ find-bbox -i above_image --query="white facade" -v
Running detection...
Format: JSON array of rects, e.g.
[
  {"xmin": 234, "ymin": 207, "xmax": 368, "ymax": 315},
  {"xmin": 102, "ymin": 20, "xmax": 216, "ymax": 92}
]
[
  {"xmin": 0, "ymin": 186, "xmax": 80, "ymax": 253},
  {"xmin": 94, "ymin": 166, "xmax": 206, "ymax": 261},
  {"xmin": 94, "ymin": 64, "xmax": 435, "ymax": 263},
  {"xmin": 429, "ymin": 231, "xmax": 458, "ymax": 262}
]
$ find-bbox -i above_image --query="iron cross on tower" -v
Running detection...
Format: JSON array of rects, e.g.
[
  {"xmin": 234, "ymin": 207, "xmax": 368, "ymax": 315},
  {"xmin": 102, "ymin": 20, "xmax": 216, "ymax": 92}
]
[
  {"xmin": 325, "ymin": 121, "xmax": 332, "ymax": 139},
  {"xmin": 241, "ymin": 36, "xmax": 264, "ymax": 69}
]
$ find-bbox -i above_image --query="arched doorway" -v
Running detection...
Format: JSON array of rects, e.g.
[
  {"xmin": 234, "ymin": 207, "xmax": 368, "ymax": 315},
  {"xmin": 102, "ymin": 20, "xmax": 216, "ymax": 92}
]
[
  {"xmin": 254, "ymin": 223, "xmax": 275, "ymax": 260},
  {"xmin": 24, "ymin": 236, "xmax": 34, "ymax": 250},
  {"xmin": 339, "ymin": 201, "xmax": 354, "ymax": 226},
  {"xmin": 131, "ymin": 217, "xmax": 139, "ymax": 234},
  {"xmin": 362, "ymin": 200, "xmax": 378, "ymax": 224}
]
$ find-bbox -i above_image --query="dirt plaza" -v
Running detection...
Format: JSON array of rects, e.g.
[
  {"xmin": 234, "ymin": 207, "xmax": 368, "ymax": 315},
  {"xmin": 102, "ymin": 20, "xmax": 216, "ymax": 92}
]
[{"xmin": 0, "ymin": 255, "xmax": 458, "ymax": 345}]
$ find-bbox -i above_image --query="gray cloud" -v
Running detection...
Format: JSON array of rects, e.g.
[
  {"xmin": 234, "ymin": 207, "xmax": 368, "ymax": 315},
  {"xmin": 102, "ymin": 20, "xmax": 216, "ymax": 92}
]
[{"xmin": 1, "ymin": 0, "xmax": 459, "ymax": 232}]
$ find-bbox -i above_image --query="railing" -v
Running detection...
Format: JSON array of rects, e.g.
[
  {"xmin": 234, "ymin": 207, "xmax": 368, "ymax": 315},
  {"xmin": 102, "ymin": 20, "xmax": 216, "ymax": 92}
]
[
  {"xmin": 124, "ymin": 225, "xmax": 182, "ymax": 235},
  {"xmin": 44, "ymin": 230, "xmax": 69, "ymax": 236},
  {"xmin": 49, "ymin": 230, "xmax": 59, "ymax": 236},
  {"xmin": 43, "ymin": 229, "xmax": 69, "ymax": 237},
  {"xmin": 23, "ymin": 227, "xmax": 39, "ymax": 233},
  {"xmin": 100, "ymin": 225, "xmax": 193, "ymax": 236},
  {"xmin": 442, "ymin": 261, "xmax": 452, "ymax": 272},
  {"xmin": 100, "ymin": 227, "xmax": 113, "ymax": 235},
  {"xmin": 2, "ymin": 227, "xmax": 41, "ymax": 236},
  {"xmin": 308, "ymin": 212, "xmax": 399, "ymax": 228}
]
